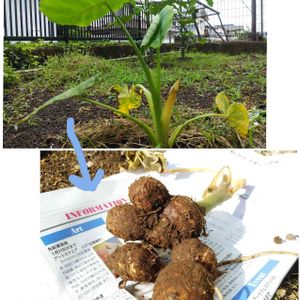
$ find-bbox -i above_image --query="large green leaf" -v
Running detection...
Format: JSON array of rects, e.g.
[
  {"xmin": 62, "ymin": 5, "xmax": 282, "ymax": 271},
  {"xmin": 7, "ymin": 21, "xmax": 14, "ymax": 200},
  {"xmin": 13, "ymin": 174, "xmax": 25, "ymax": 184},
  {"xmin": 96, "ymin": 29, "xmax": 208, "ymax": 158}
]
[
  {"xmin": 141, "ymin": 5, "xmax": 174, "ymax": 50},
  {"xmin": 40, "ymin": 0, "xmax": 132, "ymax": 26},
  {"xmin": 136, "ymin": 84, "xmax": 155, "ymax": 122},
  {"xmin": 17, "ymin": 74, "xmax": 100, "ymax": 125},
  {"xmin": 226, "ymin": 103, "xmax": 249, "ymax": 138}
]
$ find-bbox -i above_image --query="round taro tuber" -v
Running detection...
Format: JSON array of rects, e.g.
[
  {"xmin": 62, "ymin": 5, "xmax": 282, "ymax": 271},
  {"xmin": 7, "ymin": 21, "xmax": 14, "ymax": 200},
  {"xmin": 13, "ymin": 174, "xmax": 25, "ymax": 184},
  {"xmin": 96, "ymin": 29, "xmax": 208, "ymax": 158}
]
[
  {"xmin": 107, "ymin": 174, "xmax": 240, "ymax": 248},
  {"xmin": 152, "ymin": 259, "xmax": 215, "ymax": 300},
  {"xmin": 106, "ymin": 204, "xmax": 145, "ymax": 241},
  {"xmin": 146, "ymin": 196, "xmax": 206, "ymax": 248},
  {"xmin": 107, "ymin": 243, "xmax": 161, "ymax": 285},
  {"xmin": 128, "ymin": 176, "xmax": 170, "ymax": 212},
  {"xmin": 171, "ymin": 238, "xmax": 219, "ymax": 279}
]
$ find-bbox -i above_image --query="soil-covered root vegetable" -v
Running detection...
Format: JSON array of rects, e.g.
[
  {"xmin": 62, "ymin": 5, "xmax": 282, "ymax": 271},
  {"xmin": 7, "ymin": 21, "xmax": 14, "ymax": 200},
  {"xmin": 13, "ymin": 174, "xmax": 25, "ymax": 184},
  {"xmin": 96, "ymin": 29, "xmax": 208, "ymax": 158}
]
[
  {"xmin": 106, "ymin": 204, "xmax": 145, "ymax": 241},
  {"xmin": 128, "ymin": 176, "xmax": 170, "ymax": 212},
  {"xmin": 107, "ymin": 243, "xmax": 161, "ymax": 286},
  {"xmin": 171, "ymin": 238, "xmax": 219, "ymax": 279},
  {"xmin": 152, "ymin": 259, "xmax": 215, "ymax": 300},
  {"xmin": 106, "ymin": 203, "xmax": 163, "ymax": 240},
  {"xmin": 146, "ymin": 196, "xmax": 206, "ymax": 248}
]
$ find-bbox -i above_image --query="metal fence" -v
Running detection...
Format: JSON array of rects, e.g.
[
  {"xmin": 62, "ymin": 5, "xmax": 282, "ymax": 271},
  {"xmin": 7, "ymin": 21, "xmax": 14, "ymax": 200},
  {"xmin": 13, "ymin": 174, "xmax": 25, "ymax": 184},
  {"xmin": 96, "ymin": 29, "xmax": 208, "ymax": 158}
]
[
  {"xmin": 4, "ymin": 0, "xmax": 266, "ymax": 42},
  {"xmin": 4, "ymin": 0, "xmax": 147, "ymax": 41},
  {"xmin": 207, "ymin": 0, "xmax": 266, "ymax": 41}
]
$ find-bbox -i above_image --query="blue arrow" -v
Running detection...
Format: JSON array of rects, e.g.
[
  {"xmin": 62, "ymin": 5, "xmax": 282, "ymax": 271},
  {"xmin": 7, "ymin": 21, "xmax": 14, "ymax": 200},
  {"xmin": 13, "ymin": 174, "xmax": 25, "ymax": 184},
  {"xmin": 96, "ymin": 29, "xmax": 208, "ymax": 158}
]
[{"xmin": 67, "ymin": 117, "xmax": 104, "ymax": 192}]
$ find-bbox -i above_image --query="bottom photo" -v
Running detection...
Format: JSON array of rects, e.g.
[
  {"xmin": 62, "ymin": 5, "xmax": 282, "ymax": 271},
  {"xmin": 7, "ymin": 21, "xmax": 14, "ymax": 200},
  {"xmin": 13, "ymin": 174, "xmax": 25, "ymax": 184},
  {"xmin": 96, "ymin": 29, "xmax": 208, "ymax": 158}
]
[{"xmin": 40, "ymin": 150, "xmax": 298, "ymax": 300}]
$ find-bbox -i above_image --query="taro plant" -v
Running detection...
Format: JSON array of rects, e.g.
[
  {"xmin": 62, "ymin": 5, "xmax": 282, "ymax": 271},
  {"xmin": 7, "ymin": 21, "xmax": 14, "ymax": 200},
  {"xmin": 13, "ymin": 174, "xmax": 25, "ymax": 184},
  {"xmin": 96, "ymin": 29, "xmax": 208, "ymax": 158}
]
[
  {"xmin": 149, "ymin": 0, "xmax": 213, "ymax": 59},
  {"xmin": 18, "ymin": 0, "xmax": 248, "ymax": 148}
]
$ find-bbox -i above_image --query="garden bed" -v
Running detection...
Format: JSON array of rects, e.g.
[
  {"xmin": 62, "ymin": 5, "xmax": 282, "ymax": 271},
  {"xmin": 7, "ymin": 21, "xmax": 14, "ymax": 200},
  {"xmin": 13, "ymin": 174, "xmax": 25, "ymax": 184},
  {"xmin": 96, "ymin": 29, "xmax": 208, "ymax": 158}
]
[
  {"xmin": 3, "ymin": 51, "xmax": 266, "ymax": 148},
  {"xmin": 4, "ymin": 40, "xmax": 266, "ymax": 70}
]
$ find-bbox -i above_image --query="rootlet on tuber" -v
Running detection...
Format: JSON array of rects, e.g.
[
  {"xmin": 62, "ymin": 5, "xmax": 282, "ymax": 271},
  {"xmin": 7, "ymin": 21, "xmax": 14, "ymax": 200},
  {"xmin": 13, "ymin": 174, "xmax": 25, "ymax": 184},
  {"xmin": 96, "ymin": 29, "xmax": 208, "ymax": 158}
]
[{"xmin": 17, "ymin": 0, "xmax": 249, "ymax": 148}]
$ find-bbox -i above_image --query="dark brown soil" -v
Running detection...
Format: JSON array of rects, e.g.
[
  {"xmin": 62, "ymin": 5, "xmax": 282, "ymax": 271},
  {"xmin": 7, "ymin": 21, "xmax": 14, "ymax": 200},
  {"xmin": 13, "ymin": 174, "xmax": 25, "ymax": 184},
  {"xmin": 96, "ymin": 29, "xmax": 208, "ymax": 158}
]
[
  {"xmin": 177, "ymin": 89, "xmax": 214, "ymax": 109},
  {"xmin": 40, "ymin": 151, "xmax": 127, "ymax": 192},
  {"xmin": 3, "ymin": 87, "xmax": 115, "ymax": 148},
  {"xmin": 275, "ymin": 261, "xmax": 298, "ymax": 299}
]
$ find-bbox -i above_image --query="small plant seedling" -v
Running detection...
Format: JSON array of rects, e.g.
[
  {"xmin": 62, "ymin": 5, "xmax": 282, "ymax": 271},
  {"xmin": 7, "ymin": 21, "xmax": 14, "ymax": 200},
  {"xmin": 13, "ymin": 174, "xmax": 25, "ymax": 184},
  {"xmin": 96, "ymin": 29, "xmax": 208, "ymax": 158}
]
[
  {"xmin": 149, "ymin": 0, "xmax": 213, "ymax": 59},
  {"xmin": 18, "ymin": 0, "xmax": 249, "ymax": 148}
]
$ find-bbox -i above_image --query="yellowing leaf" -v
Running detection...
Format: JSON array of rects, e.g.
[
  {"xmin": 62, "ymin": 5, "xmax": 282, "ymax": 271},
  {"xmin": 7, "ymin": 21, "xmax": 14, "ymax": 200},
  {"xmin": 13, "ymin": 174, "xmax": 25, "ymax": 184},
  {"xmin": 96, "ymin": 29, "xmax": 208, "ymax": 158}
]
[
  {"xmin": 226, "ymin": 103, "xmax": 249, "ymax": 138},
  {"xmin": 215, "ymin": 92, "xmax": 230, "ymax": 114},
  {"xmin": 110, "ymin": 85, "xmax": 142, "ymax": 115},
  {"xmin": 162, "ymin": 80, "xmax": 180, "ymax": 127},
  {"xmin": 125, "ymin": 151, "xmax": 167, "ymax": 173},
  {"xmin": 161, "ymin": 80, "xmax": 180, "ymax": 144},
  {"xmin": 200, "ymin": 166, "xmax": 246, "ymax": 212}
]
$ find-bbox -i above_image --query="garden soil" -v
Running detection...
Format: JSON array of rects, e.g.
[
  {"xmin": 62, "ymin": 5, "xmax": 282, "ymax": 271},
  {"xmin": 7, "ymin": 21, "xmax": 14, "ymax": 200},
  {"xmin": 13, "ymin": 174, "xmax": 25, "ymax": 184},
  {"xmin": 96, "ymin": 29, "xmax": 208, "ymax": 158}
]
[{"xmin": 4, "ymin": 86, "xmax": 216, "ymax": 148}]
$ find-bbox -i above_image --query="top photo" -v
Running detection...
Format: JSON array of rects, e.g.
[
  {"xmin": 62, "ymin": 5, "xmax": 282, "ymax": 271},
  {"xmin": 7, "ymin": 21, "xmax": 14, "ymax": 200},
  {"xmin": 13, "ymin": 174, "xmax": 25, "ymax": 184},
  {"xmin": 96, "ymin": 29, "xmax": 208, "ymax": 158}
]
[{"xmin": 3, "ymin": 0, "xmax": 266, "ymax": 149}]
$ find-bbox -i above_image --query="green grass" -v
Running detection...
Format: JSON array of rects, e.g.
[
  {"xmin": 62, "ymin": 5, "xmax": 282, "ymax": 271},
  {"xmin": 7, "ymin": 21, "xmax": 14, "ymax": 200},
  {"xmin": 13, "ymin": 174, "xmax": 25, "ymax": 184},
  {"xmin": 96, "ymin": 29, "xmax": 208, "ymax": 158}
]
[{"xmin": 11, "ymin": 51, "xmax": 266, "ymax": 97}]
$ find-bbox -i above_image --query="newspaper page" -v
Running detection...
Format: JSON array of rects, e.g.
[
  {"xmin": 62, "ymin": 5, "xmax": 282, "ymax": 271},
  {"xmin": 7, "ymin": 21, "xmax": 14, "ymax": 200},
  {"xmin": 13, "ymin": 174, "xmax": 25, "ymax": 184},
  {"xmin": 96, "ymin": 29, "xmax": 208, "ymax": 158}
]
[
  {"xmin": 40, "ymin": 172, "xmax": 139, "ymax": 300},
  {"xmin": 40, "ymin": 151, "xmax": 299, "ymax": 300}
]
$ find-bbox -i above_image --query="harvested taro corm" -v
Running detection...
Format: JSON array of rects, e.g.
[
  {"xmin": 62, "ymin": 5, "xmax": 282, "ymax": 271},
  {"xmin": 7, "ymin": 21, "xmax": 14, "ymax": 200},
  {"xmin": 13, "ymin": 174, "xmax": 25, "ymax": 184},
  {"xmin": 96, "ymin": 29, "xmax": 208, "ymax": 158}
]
[
  {"xmin": 146, "ymin": 195, "xmax": 206, "ymax": 248},
  {"xmin": 171, "ymin": 238, "xmax": 219, "ymax": 279},
  {"xmin": 106, "ymin": 204, "xmax": 145, "ymax": 241},
  {"xmin": 152, "ymin": 259, "xmax": 215, "ymax": 300},
  {"xmin": 128, "ymin": 176, "xmax": 170, "ymax": 212},
  {"xmin": 107, "ymin": 242, "xmax": 161, "ymax": 286}
]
